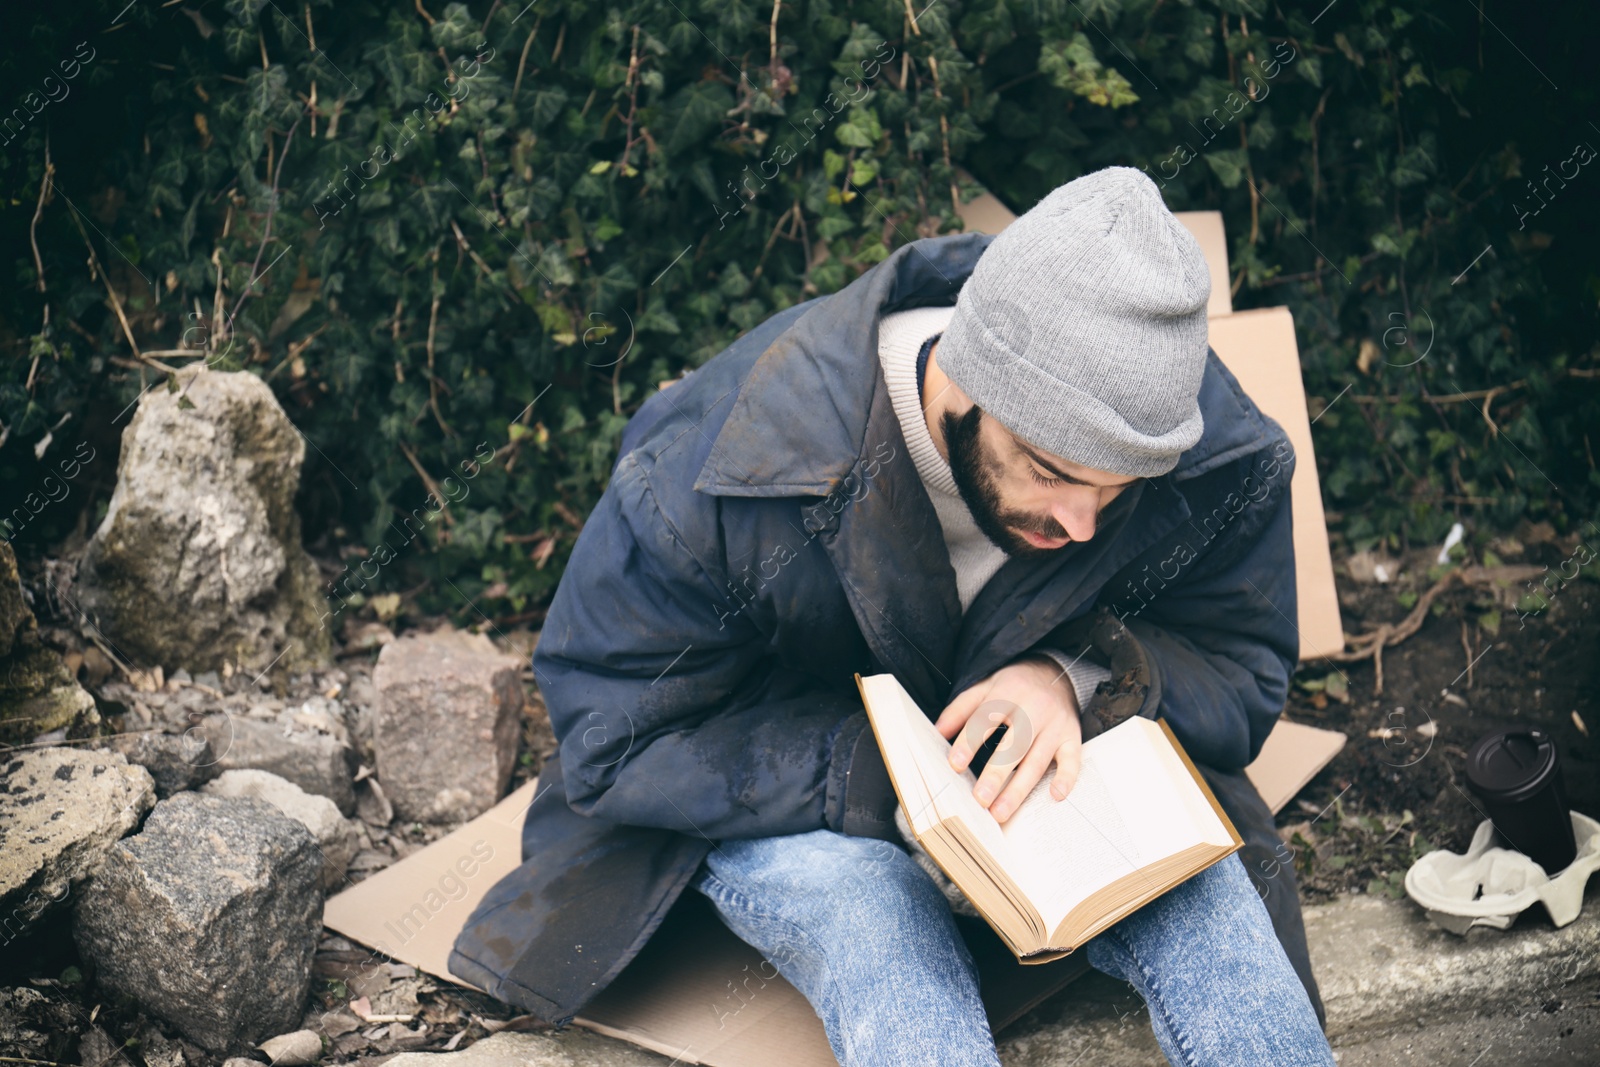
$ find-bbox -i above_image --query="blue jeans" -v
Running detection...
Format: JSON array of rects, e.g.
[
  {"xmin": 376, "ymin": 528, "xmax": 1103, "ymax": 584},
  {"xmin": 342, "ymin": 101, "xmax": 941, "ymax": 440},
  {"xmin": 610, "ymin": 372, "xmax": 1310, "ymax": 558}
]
[{"xmin": 690, "ymin": 829, "xmax": 1335, "ymax": 1067}]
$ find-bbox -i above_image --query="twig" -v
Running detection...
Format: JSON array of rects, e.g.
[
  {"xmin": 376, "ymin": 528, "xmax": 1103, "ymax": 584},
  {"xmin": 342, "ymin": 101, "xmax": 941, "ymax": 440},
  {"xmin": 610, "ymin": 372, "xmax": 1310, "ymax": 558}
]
[
  {"xmin": 513, "ymin": 15, "xmax": 542, "ymax": 96},
  {"xmin": 1460, "ymin": 618, "xmax": 1475, "ymax": 688},
  {"xmin": 30, "ymin": 138, "xmax": 53, "ymax": 295},
  {"xmin": 425, "ymin": 255, "xmax": 454, "ymax": 438},
  {"xmin": 753, "ymin": 201, "xmax": 799, "ymax": 280},
  {"xmin": 770, "ymin": 0, "xmax": 782, "ymax": 70},
  {"xmin": 26, "ymin": 141, "xmax": 54, "ymax": 394},
  {"xmin": 616, "ymin": 26, "xmax": 642, "ymax": 171},
  {"xmin": 926, "ymin": 55, "xmax": 958, "ymax": 216},
  {"xmin": 449, "ymin": 219, "xmax": 496, "ymax": 279},
  {"xmin": 398, "ymin": 442, "xmax": 456, "ymax": 527},
  {"xmin": 1348, "ymin": 367, "xmax": 1599, "ymax": 408},
  {"xmin": 1256, "ymin": 250, "xmax": 1383, "ymax": 288},
  {"xmin": 225, "ymin": 107, "xmax": 305, "ymax": 338},
  {"xmin": 68, "ymin": 208, "xmax": 143, "ymax": 364},
  {"xmin": 109, "ymin": 354, "xmax": 181, "ymax": 374},
  {"xmin": 901, "ymin": 0, "xmax": 922, "ymax": 36},
  {"xmin": 1321, "ymin": 564, "xmax": 1545, "ymax": 692}
]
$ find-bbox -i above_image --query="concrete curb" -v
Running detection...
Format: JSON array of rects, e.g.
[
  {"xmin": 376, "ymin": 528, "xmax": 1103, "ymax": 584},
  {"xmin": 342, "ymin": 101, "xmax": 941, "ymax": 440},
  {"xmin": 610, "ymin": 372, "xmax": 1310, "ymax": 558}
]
[{"xmin": 1307, "ymin": 888, "xmax": 1599, "ymax": 1041}]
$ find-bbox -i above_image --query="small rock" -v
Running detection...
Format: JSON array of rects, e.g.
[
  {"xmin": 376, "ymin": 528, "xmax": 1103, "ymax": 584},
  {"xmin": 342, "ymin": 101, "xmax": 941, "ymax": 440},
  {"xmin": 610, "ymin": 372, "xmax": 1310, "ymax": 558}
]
[
  {"xmin": 0, "ymin": 749, "xmax": 156, "ymax": 931},
  {"xmin": 355, "ymin": 777, "xmax": 394, "ymax": 828},
  {"xmin": 102, "ymin": 730, "xmax": 221, "ymax": 797},
  {"xmin": 204, "ymin": 713, "xmax": 356, "ymax": 814},
  {"xmin": 306, "ymin": 1010, "xmax": 362, "ymax": 1038},
  {"xmin": 134, "ymin": 1024, "xmax": 188, "ymax": 1067},
  {"xmin": 343, "ymin": 621, "xmax": 395, "ymax": 655},
  {"xmin": 257, "ymin": 1029, "xmax": 322, "ymax": 1066},
  {"xmin": 331, "ymin": 1033, "xmax": 368, "ymax": 1055},
  {"xmin": 71, "ymin": 793, "xmax": 323, "ymax": 1053},
  {"xmin": 372, "ymin": 629, "xmax": 524, "ymax": 822},
  {"xmin": 203, "ymin": 770, "xmax": 356, "ymax": 891},
  {"xmin": 77, "ymin": 1025, "xmax": 132, "ymax": 1067}
]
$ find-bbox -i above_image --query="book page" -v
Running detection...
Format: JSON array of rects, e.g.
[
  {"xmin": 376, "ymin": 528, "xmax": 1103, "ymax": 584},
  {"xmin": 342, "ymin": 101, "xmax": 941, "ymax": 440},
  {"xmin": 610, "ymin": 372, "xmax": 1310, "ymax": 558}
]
[
  {"xmin": 999, "ymin": 759, "xmax": 1142, "ymax": 909},
  {"xmin": 1000, "ymin": 718, "xmax": 1210, "ymax": 925},
  {"xmin": 859, "ymin": 674, "xmax": 1008, "ymax": 857}
]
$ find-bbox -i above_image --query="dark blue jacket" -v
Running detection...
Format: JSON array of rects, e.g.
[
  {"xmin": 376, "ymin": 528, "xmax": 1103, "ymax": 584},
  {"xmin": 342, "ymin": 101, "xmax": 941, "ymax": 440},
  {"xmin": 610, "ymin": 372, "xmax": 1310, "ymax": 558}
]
[{"xmin": 450, "ymin": 230, "xmax": 1300, "ymax": 1024}]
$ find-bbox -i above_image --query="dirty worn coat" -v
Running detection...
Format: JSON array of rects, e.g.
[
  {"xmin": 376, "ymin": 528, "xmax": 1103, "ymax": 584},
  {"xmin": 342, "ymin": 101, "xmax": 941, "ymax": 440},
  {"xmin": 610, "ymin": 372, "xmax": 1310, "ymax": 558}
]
[{"xmin": 450, "ymin": 231, "xmax": 1301, "ymax": 1025}]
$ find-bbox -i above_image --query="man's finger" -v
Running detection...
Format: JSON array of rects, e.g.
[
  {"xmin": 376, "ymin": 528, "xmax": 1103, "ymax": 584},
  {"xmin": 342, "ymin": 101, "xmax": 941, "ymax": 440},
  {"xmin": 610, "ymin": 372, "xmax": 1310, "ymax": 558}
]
[
  {"xmin": 989, "ymin": 718, "xmax": 1067, "ymax": 822},
  {"xmin": 935, "ymin": 678, "xmax": 995, "ymax": 740},
  {"xmin": 1049, "ymin": 736, "xmax": 1084, "ymax": 801},
  {"xmin": 952, "ymin": 699, "xmax": 1016, "ymax": 773}
]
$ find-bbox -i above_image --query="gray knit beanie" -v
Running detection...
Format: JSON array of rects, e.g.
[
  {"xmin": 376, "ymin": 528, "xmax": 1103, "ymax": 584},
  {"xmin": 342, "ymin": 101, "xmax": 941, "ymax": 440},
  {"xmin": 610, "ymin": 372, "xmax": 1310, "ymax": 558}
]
[{"xmin": 937, "ymin": 166, "xmax": 1212, "ymax": 478}]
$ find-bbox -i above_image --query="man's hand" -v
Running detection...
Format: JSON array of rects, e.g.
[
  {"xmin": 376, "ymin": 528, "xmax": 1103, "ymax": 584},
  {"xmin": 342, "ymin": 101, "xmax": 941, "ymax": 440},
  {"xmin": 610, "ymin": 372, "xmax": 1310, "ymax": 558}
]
[{"xmin": 935, "ymin": 656, "xmax": 1082, "ymax": 824}]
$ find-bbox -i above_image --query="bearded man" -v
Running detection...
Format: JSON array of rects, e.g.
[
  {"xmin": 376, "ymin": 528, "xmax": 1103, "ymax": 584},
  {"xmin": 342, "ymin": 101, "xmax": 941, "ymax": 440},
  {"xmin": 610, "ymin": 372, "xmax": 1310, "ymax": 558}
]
[{"xmin": 454, "ymin": 167, "xmax": 1335, "ymax": 1066}]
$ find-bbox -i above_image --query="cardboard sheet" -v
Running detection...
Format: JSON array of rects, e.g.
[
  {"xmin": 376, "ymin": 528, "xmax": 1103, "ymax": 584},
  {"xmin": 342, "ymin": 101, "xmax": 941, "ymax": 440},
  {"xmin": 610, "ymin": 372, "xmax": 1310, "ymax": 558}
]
[
  {"xmin": 323, "ymin": 778, "xmax": 1089, "ymax": 1066},
  {"xmin": 323, "ymin": 715, "xmax": 1346, "ymax": 1066},
  {"xmin": 1206, "ymin": 307, "xmax": 1346, "ymax": 657}
]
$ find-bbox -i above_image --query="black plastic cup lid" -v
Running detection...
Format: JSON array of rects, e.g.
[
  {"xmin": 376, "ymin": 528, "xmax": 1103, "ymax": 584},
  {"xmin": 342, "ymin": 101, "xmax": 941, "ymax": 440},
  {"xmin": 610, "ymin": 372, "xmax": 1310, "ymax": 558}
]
[{"xmin": 1465, "ymin": 728, "xmax": 1558, "ymax": 804}]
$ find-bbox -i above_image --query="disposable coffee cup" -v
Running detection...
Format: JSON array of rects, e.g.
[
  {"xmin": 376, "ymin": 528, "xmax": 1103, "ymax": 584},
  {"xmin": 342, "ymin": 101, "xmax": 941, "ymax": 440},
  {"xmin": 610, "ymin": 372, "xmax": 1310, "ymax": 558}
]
[{"xmin": 1464, "ymin": 728, "xmax": 1577, "ymax": 876}]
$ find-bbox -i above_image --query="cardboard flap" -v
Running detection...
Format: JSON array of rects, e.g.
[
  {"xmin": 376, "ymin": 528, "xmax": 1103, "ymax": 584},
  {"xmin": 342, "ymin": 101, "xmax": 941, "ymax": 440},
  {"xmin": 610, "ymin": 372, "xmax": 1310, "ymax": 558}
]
[{"xmin": 1245, "ymin": 720, "xmax": 1348, "ymax": 815}]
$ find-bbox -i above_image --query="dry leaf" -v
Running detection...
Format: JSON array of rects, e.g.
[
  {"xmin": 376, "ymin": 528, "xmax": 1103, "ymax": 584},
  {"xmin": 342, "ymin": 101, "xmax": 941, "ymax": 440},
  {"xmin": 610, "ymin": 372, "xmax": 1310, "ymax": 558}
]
[{"xmin": 258, "ymin": 1030, "xmax": 322, "ymax": 1067}]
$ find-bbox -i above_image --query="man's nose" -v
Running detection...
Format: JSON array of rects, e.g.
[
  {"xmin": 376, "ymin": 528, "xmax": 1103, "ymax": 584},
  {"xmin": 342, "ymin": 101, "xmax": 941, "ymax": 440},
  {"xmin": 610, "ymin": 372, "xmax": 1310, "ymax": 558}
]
[{"xmin": 1050, "ymin": 494, "xmax": 1099, "ymax": 542}]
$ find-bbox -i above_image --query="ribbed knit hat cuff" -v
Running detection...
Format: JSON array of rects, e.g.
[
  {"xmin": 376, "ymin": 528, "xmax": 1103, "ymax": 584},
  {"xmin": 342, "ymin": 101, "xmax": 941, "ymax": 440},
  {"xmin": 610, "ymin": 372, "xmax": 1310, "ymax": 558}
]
[{"xmin": 939, "ymin": 306, "xmax": 1204, "ymax": 477}]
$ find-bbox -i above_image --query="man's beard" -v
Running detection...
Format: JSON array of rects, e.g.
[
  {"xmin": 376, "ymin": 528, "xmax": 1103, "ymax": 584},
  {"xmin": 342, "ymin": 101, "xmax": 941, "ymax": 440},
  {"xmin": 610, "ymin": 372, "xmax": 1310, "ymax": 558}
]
[{"xmin": 941, "ymin": 405, "xmax": 1071, "ymax": 559}]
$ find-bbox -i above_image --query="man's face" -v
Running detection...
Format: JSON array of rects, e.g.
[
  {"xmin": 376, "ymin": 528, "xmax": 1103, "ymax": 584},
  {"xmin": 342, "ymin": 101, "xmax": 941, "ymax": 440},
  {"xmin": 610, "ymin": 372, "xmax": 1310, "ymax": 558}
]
[{"xmin": 941, "ymin": 404, "xmax": 1139, "ymax": 558}]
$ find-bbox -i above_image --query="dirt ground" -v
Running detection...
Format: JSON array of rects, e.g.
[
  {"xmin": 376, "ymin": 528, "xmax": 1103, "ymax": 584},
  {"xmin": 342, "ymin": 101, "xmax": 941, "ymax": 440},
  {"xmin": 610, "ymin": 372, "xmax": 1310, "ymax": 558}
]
[{"xmin": 1272, "ymin": 529, "xmax": 1599, "ymax": 901}]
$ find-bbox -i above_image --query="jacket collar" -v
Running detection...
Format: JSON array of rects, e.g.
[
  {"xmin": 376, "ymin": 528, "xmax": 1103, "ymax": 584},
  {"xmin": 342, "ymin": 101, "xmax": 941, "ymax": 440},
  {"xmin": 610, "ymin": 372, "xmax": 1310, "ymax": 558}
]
[
  {"xmin": 692, "ymin": 232, "xmax": 989, "ymax": 497},
  {"xmin": 692, "ymin": 231, "xmax": 1273, "ymax": 499}
]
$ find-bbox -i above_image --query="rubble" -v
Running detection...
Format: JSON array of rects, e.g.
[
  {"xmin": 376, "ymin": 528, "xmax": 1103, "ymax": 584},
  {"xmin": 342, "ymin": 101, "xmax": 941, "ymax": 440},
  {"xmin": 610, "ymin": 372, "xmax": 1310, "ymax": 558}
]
[
  {"xmin": 203, "ymin": 769, "xmax": 357, "ymax": 890},
  {"xmin": 74, "ymin": 368, "xmax": 329, "ymax": 676},
  {"xmin": 0, "ymin": 749, "xmax": 155, "ymax": 936},
  {"xmin": 372, "ymin": 629, "xmax": 524, "ymax": 822},
  {"xmin": 72, "ymin": 793, "xmax": 323, "ymax": 1052}
]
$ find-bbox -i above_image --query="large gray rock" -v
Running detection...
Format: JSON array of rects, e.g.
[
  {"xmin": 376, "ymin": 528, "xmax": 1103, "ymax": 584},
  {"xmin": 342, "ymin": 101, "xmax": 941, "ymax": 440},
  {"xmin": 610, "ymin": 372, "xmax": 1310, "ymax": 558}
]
[
  {"xmin": 0, "ymin": 749, "xmax": 155, "ymax": 939},
  {"xmin": 372, "ymin": 629, "xmax": 524, "ymax": 822},
  {"xmin": 75, "ymin": 367, "xmax": 329, "ymax": 677},
  {"xmin": 203, "ymin": 769, "xmax": 355, "ymax": 890},
  {"xmin": 0, "ymin": 540, "xmax": 98, "ymax": 745},
  {"xmin": 72, "ymin": 792, "xmax": 323, "ymax": 1052},
  {"xmin": 202, "ymin": 712, "xmax": 355, "ymax": 815}
]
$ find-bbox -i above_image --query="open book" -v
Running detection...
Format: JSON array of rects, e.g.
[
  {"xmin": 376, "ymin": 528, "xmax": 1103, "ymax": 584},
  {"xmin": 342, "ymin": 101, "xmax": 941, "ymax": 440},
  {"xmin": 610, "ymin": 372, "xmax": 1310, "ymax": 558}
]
[{"xmin": 855, "ymin": 672, "xmax": 1243, "ymax": 963}]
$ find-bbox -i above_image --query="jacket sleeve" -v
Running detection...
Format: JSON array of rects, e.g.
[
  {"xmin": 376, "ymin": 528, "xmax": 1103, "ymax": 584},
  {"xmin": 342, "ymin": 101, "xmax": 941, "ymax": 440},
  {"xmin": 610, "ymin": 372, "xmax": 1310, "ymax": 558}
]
[
  {"xmin": 531, "ymin": 450, "xmax": 888, "ymax": 842},
  {"xmin": 1121, "ymin": 465, "xmax": 1300, "ymax": 771}
]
